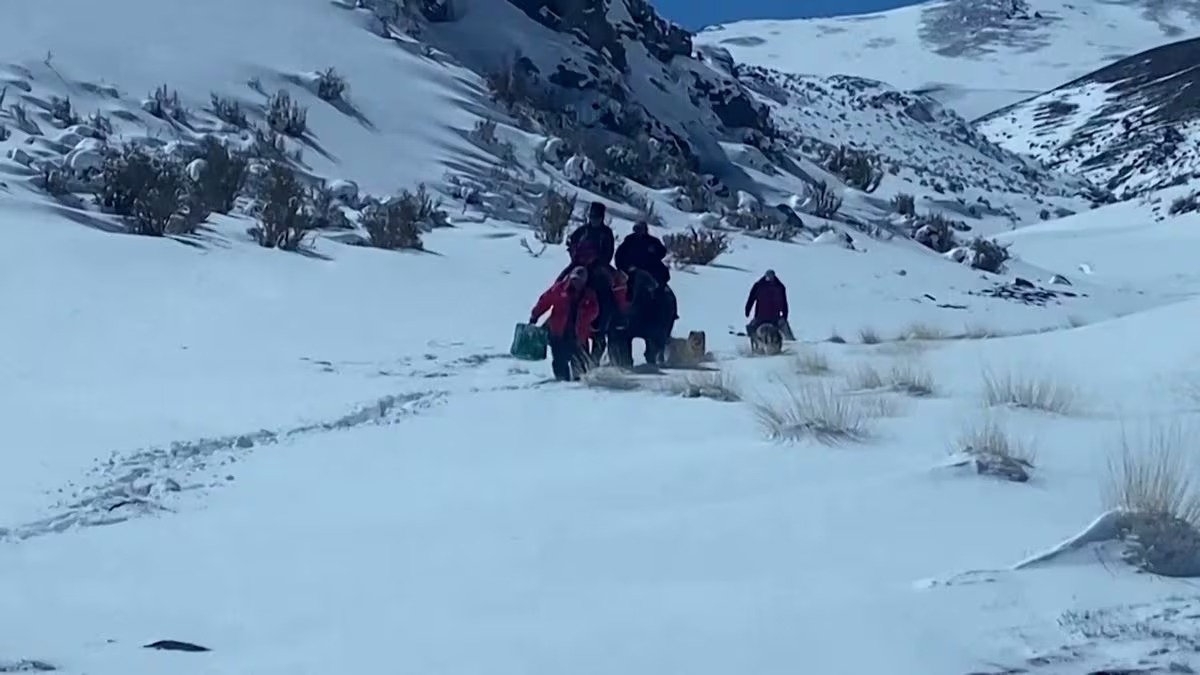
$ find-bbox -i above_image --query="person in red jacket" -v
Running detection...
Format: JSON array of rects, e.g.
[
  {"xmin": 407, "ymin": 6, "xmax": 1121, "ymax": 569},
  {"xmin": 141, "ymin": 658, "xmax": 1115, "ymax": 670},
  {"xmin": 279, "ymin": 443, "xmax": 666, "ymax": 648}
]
[
  {"xmin": 531, "ymin": 266, "xmax": 600, "ymax": 381},
  {"xmin": 744, "ymin": 269, "xmax": 789, "ymax": 336}
]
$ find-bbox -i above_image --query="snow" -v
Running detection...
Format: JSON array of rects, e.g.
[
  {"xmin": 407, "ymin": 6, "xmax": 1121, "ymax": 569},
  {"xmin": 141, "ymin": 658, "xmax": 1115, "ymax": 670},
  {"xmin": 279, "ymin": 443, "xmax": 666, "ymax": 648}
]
[
  {"xmin": 5, "ymin": 0, "xmax": 1200, "ymax": 673},
  {"xmin": 697, "ymin": 0, "xmax": 1200, "ymax": 120}
]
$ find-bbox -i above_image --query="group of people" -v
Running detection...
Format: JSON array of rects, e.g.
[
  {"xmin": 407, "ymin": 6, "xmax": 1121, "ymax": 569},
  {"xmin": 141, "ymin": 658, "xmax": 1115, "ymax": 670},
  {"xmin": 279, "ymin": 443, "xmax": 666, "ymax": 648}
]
[{"xmin": 530, "ymin": 200, "xmax": 791, "ymax": 381}]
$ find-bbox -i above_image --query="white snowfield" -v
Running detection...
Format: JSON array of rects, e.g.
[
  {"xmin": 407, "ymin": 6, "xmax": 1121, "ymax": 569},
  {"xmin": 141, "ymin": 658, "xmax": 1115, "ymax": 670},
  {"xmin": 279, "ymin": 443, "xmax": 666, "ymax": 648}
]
[
  {"xmin": 4, "ymin": 0, "xmax": 1200, "ymax": 674},
  {"xmin": 697, "ymin": 0, "xmax": 1200, "ymax": 120}
]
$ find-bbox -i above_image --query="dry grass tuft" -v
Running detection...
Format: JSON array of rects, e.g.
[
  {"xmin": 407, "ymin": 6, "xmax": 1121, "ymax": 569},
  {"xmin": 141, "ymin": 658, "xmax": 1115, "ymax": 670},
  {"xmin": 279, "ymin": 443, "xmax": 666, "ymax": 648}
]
[
  {"xmin": 982, "ymin": 368, "xmax": 1078, "ymax": 414},
  {"xmin": 1104, "ymin": 422, "xmax": 1200, "ymax": 525},
  {"xmin": 661, "ymin": 370, "xmax": 742, "ymax": 402},
  {"xmin": 580, "ymin": 366, "xmax": 641, "ymax": 391},
  {"xmin": 857, "ymin": 326, "xmax": 882, "ymax": 344},
  {"xmin": 956, "ymin": 417, "xmax": 1036, "ymax": 466},
  {"xmin": 752, "ymin": 379, "xmax": 875, "ymax": 445},
  {"xmin": 899, "ymin": 321, "xmax": 947, "ymax": 341},
  {"xmin": 792, "ymin": 349, "xmax": 832, "ymax": 375},
  {"xmin": 847, "ymin": 359, "xmax": 935, "ymax": 397}
]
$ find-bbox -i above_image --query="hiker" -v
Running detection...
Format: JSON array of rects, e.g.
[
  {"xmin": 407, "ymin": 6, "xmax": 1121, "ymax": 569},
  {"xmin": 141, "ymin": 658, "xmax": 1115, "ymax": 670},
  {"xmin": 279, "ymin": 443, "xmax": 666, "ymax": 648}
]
[
  {"xmin": 615, "ymin": 221, "xmax": 670, "ymax": 285},
  {"xmin": 531, "ymin": 266, "xmax": 599, "ymax": 381},
  {"xmin": 744, "ymin": 269, "xmax": 789, "ymax": 335},
  {"xmin": 558, "ymin": 201, "xmax": 618, "ymax": 331}
]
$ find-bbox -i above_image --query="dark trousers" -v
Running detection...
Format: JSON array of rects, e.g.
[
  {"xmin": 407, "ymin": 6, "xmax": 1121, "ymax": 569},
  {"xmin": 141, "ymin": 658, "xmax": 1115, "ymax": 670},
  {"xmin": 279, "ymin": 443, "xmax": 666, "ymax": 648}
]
[{"xmin": 549, "ymin": 335, "xmax": 589, "ymax": 381}]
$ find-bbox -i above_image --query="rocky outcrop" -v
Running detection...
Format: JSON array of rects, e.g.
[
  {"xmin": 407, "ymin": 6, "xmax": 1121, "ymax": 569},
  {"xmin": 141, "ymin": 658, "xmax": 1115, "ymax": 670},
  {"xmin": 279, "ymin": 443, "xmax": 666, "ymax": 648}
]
[{"xmin": 493, "ymin": 0, "xmax": 775, "ymax": 146}]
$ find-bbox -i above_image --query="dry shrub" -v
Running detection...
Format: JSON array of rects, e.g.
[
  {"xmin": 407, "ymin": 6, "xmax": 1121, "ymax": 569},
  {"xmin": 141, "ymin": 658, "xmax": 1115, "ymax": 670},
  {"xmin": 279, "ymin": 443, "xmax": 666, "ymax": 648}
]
[
  {"xmin": 534, "ymin": 184, "xmax": 576, "ymax": 244},
  {"xmin": 810, "ymin": 180, "xmax": 842, "ymax": 218},
  {"xmin": 857, "ymin": 326, "xmax": 882, "ymax": 344},
  {"xmin": 891, "ymin": 192, "xmax": 915, "ymax": 216},
  {"xmin": 663, "ymin": 227, "xmax": 730, "ymax": 265},
  {"xmin": 253, "ymin": 161, "xmax": 315, "ymax": 250}
]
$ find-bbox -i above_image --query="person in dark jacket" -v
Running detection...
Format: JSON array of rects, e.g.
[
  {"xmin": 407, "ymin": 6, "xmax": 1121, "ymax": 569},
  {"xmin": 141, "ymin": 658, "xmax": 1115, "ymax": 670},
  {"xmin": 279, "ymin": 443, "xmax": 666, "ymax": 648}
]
[
  {"xmin": 531, "ymin": 267, "xmax": 600, "ymax": 381},
  {"xmin": 744, "ymin": 269, "xmax": 789, "ymax": 335},
  {"xmin": 615, "ymin": 221, "xmax": 670, "ymax": 285},
  {"xmin": 558, "ymin": 201, "xmax": 618, "ymax": 330}
]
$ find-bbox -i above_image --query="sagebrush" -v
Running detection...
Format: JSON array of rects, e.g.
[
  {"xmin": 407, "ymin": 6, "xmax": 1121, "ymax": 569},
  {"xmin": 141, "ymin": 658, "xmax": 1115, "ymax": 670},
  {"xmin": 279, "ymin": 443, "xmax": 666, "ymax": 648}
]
[
  {"xmin": 663, "ymin": 227, "xmax": 729, "ymax": 265},
  {"xmin": 534, "ymin": 185, "xmax": 576, "ymax": 244},
  {"xmin": 253, "ymin": 161, "xmax": 315, "ymax": 250},
  {"xmin": 98, "ymin": 144, "xmax": 208, "ymax": 236}
]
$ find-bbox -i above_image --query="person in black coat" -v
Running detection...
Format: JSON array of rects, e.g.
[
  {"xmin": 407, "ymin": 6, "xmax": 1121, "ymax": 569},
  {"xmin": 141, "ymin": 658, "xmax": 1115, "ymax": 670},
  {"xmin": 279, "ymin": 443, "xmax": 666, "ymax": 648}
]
[
  {"xmin": 557, "ymin": 201, "xmax": 618, "ymax": 329},
  {"xmin": 615, "ymin": 221, "xmax": 670, "ymax": 285}
]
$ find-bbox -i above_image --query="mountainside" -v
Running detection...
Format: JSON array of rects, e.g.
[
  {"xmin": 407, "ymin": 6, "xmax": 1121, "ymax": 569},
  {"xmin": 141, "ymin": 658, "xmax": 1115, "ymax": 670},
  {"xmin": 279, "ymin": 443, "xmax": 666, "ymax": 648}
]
[
  {"xmin": 0, "ymin": 0, "xmax": 777, "ymax": 215},
  {"xmin": 696, "ymin": 0, "xmax": 1200, "ymax": 120},
  {"xmin": 720, "ymin": 54, "xmax": 1093, "ymax": 226},
  {"xmin": 975, "ymin": 36, "xmax": 1200, "ymax": 200}
]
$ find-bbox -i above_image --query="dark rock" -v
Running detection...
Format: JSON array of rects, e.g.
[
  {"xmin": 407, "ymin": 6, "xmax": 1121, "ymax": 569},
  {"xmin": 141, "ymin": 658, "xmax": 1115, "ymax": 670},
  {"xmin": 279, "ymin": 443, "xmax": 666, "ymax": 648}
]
[
  {"xmin": 772, "ymin": 203, "xmax": 804, "ymax": 229},
  {"xmin": 1048, "ymin": 273, "xmax": 1071, "ymax": 285},
  {"xmin": 974, "ymin": 454, "xmax": 1030, "ymax": 482},
  {"xmin": 143, "ymin": 640, "xmax": 210, "ymax": 653},
  {"xmin": 1013, "ymin": 276, "xmax": 1034, "ymax": 288}
]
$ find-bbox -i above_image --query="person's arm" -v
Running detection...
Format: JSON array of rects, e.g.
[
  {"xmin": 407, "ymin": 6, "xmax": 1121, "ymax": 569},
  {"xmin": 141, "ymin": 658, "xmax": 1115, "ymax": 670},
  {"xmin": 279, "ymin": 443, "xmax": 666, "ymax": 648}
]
[
  {"xmin": 566, "ymin": 226, "xmax": 583, "ymax": 253},
  {"xmin": 745, "ymin": 282, "xmax": 759, "ymax": 317},
  {"xmin": 530, "ymin": 287, "xmax": 555, "ymax": 323},
  {"xmin": 649, "ymin": 238, "xmax": 667, "ymax": 260},
  {"xmin": 601, "ymin": 230, "xmax": 615, "ymax": 264},
  {"xmin": 614, "ymin": 240, "xmax": 630, "ymax": 270},
  {"xmin": 779, "ymin": 283, "xmax": 789, "ymax": 319}
]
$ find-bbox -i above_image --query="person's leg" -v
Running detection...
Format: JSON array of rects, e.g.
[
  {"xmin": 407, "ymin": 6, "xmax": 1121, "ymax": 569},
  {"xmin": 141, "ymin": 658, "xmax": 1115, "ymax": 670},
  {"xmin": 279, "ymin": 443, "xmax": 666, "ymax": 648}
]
[
  {"xmin": 566, "ymin": 339, "xmax": 588, "ymax": 379},
  {"xmin": 549, "ymin": 337, "xmax": 570, "ymax": 380},
  {"xmin": 590, "ymin": 265, "xmax": 615, "ymax": 330}
]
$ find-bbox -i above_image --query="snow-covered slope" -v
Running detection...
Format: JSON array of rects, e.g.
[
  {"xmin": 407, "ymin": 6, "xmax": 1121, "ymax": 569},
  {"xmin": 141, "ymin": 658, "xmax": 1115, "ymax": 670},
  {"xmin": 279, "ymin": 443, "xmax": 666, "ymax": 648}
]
[
  {"xmin": 8, "ymin": 172, "xmax": 1200, "ymax": 674},
  {"xmin": 976, "ymin": 36, "xmax": 1200, "ymax": 200},
  {"xmin": 723, "ymin": 57, "xmax": 1094, "ymax": 229},
  {"xmin": 6, "ymin": 0, "xmax": 1200, "ymax": 674},
  {"xmin": 697, "ymin": 0, "xmax": 1200, "ymax": 120}
]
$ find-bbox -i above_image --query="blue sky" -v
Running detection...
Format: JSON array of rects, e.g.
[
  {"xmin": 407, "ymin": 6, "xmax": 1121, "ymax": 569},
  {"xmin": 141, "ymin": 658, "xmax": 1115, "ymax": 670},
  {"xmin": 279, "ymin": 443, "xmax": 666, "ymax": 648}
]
[{"xmin": 654, "ymin": 0, "xmax": 922, "ymax": 30}]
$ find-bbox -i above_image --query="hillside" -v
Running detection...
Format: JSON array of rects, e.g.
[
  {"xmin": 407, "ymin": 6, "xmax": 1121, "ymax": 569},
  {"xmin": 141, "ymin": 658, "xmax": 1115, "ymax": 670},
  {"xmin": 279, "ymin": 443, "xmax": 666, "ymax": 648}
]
[
  {"xmin": 719, "ymin": 54, "xmax": 1094, "ymax": 230},
  {"xmin": 975, "ymin": 36, "xmax": 1200, "ymax": 200},
  {"xmin": 696, "ymin": 0, "xmax": 1200, "ymax": 120},
  {"xmin": 6, "ymin": 0, "xmax": 1200, "ymax": 674}
]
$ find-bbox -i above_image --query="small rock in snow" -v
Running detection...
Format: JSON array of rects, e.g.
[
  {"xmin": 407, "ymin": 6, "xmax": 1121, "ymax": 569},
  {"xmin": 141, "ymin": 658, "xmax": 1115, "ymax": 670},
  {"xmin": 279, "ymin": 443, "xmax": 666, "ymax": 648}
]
[
  {"xmin": 6, "ymin": 146, "xmax": 35, "ymax": 166},
  {"xmin": 1049, "ymin": 274, "xmax": 1071, "ymax": 286},
  {"xmin": 143, "ymin": 640, "xmax": 210, "ymax": 653},
  {"xmin": 0, "ymin": 659, "xmax": 56, "ymax": 672}
]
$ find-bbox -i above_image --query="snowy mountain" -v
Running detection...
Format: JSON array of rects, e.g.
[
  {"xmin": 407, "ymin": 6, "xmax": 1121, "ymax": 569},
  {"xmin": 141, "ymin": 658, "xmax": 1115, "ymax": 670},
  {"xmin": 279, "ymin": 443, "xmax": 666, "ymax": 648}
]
[
  {"xmin": 976, "ymin": 35, "xmax": 1200, "ymax": 200},
  {"xmin": 697, "ymin": 0, "xmax": 1200, "ymax": 120},
  {"xmin": 721, "ymin": 55, "xmax": 1095, "ymax": 226},
  {"xmin": 6, "ymin": 0, "xmax": 1200, "ymax": 674}
]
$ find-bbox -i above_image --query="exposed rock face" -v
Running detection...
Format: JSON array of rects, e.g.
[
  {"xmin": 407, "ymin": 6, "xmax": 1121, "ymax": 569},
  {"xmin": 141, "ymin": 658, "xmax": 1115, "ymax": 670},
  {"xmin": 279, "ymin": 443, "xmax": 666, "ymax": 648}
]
[
  {"xmin": 492, "ymin": 0, "xmax": 776, "ymax": 162},
  {"xmin": 977, "ymin": 36, "xmax": 1200, "ymax": 200},
  {"xmin": 506, "ymin": 0, "xmax": 690, "ymax": 72}
]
